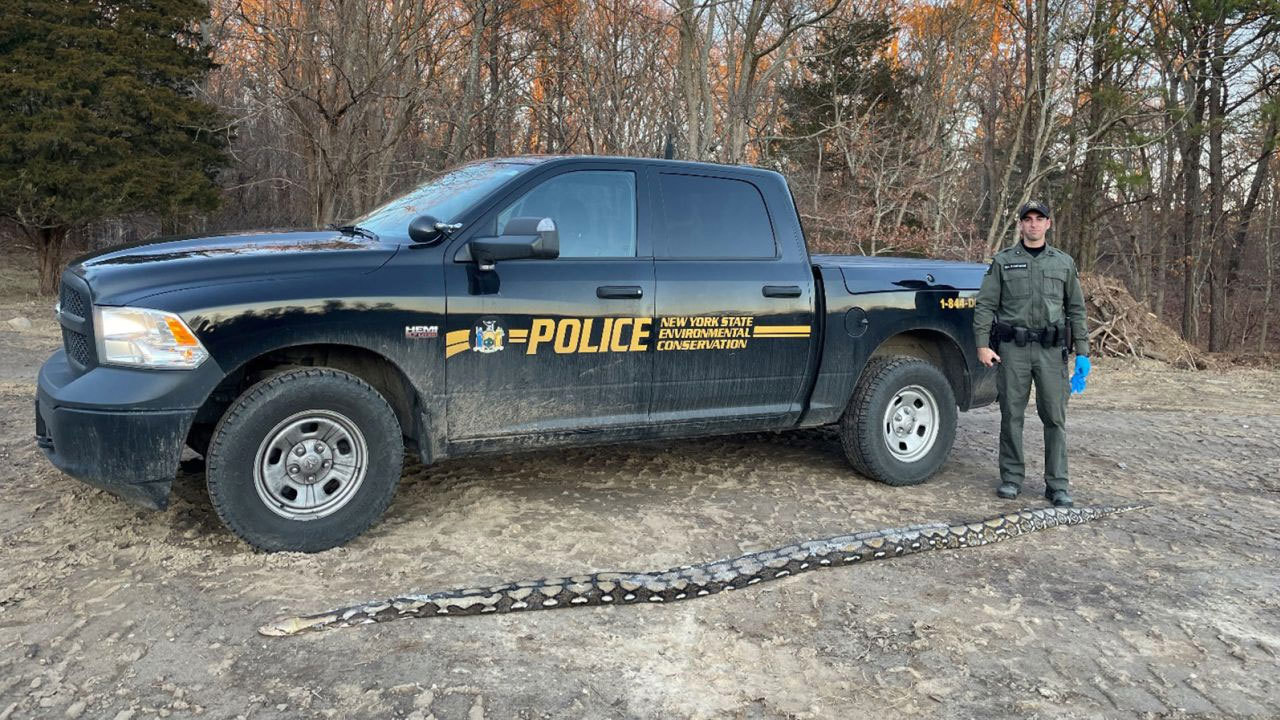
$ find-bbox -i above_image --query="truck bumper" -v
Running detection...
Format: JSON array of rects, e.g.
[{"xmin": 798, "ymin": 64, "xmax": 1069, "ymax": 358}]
[{"xmin": 35, "ymin": 349, "xmax": 221, "ymax": 510}]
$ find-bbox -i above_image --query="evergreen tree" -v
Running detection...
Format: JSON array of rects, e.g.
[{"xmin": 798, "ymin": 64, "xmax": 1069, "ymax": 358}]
[
  {"xmin": 778, "ymin": 12, "xmax": 916, "ymax": 169},
  {"xmin": 0, "ymin": 0, "xmax": 228, "ymax": 294}
]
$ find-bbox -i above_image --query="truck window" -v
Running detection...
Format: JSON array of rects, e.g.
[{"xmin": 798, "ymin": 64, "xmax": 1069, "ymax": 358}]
[
  {"xmin": 355, "ymin": 161, "xmax": 531, "ymax": 238},
  {"xmin": 657, "ymin": 174, "xmax": 776, "ymax": 258},
  {"xmin": 496, "ymin": 171, "xmax": 637, "ymax": 258}
]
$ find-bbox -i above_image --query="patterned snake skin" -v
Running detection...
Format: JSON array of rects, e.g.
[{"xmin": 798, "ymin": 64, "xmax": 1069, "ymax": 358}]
[{"xmin": 259, "ymin": 504, "xmax": 1146, "ymax": 636}]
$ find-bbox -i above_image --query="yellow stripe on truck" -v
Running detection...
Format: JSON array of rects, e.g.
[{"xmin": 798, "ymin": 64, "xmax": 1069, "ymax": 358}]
[{"xmin": 753, "ymin": 326, "xmax": 811, "ymax": 337}]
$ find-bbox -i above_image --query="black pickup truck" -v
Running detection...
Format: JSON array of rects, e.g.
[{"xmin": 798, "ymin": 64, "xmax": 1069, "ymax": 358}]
[{"xmin": 36, "ymin": 156, "xmax": 995, "ymax": 551}]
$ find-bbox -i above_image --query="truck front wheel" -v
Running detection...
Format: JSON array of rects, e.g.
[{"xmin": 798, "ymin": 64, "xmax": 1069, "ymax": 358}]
[
  {"xmin": 206, "ymin": 368, "xmax": 403, "ymax": 552},
  {"xmin": 839, "ymin": 355, "xmax": 957, "ymax": 486}
]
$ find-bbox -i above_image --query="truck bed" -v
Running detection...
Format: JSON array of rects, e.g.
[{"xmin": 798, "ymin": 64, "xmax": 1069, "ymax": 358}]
[{"xmin": 811, "ymin": 254, "xmax": 989, "ymax": 295}]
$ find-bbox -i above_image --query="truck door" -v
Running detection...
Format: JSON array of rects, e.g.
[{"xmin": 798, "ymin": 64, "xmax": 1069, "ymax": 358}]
[
  {"xmin": 443, "ymin": 168, "xmax": 656, "ymax": 440},
  {"xmin": 650, "ymin": 171, "xmax": 815, "ymax": 423}
]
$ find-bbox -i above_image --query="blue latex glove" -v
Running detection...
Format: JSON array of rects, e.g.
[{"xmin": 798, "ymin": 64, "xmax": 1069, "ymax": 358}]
[{"xmin": 1070, "ymin": 355, "xmax": 1091, "ymax": 394}]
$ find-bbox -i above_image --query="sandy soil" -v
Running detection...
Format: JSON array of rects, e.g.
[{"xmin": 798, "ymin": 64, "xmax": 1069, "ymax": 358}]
[{"xmin": 0, "ymin": 261, "xmax": 1277, "ymax": 719}]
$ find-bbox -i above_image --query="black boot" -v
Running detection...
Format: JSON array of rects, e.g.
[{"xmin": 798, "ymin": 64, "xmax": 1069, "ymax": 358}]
[
  {"xmin": 997, "ymin": 481, "xmax": 1020, "ymax": 499},
  {"xmin": 1045, "ymin": 488, "xmax": 1073, "ymax": 507}
]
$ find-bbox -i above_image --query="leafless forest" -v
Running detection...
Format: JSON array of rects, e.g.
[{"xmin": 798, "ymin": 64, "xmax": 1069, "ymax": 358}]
[{"xmin": 13, "ymin": 0, "xmax": 1280, "ymax": 353}]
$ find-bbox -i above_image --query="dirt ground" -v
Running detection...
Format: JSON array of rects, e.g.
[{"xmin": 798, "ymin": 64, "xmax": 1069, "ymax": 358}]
[{"xmin": 1, "ymin": 256, "xmax": 1277, "ymax": 719}]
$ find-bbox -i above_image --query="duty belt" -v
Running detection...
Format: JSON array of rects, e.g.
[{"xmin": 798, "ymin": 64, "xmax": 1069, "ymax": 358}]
[{"xmin": 992, "ymin": 321, "xmax": 1066, "ymax": 348}]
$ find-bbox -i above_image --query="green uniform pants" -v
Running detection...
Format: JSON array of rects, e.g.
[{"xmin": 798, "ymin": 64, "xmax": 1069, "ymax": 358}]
[{"xmin": 996, "ymin": 342, "xmax": 1070, "ymax": 492}]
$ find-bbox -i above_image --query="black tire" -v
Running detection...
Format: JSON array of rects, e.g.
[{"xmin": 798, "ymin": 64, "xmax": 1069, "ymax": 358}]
[
  {"xmin": 206, "ymin": 368, "xmax": 403, "ymax": 552},
  {"xmin": 838, "ymin": 355, "xmax": 957, "ymax": 486}
]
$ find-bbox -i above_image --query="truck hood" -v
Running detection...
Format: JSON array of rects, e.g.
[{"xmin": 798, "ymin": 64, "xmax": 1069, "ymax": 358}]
[
  {"xmin": 812, "ymin": 254, "xmax": 988, "ymax": 294},
  {"xmin": 69, "ymin": 230, "xmax": 401, "ymax": 305}
]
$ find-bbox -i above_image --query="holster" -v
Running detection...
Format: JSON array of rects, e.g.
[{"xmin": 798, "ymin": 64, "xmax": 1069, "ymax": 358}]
[{"xmin": 1038, "ymin": 323, "xmax": 1061, "ymax": 348}]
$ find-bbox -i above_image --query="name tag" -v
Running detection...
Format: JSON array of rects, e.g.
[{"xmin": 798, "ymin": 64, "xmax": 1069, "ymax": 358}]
[{"xmin": 1003, "ymin": 262, "xmax": 1029, "ymax": 270}]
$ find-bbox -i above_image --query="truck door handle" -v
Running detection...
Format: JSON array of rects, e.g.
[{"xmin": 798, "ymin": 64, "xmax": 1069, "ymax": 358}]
[
  {"xmin": 597, "ymin": 285, "xmax": 643, "ymax": 299},
  {"xmin": 762, "ymin": 285, "xmax": 802, "ymax": 298}
]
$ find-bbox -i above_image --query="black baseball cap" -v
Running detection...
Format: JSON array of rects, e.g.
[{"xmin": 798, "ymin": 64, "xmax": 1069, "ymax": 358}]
[{"xmin": 1018, "ymin": 200, "xmax": 1051, "ymax": 219}]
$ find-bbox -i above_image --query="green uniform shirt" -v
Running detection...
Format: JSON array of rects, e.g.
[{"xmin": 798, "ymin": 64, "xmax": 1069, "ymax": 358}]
[{"xmin": 972, "ymin": 242, "xmax": 1089, "ymax": 356}]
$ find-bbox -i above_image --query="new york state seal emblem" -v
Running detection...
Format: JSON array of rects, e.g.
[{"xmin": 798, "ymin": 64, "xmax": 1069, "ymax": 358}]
[{"xmin": 473, "ymin": 319, "xmax": 506, "ymax": 354}]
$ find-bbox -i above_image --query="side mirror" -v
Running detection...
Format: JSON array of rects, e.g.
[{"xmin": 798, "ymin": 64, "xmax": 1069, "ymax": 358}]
[
  {"xmin": 408, "ymin": 214, "xmax": 445, "ymax": 245},
  {"xmin": 469, "ymin": 217, "xmax": 559, "ymax": 270}
]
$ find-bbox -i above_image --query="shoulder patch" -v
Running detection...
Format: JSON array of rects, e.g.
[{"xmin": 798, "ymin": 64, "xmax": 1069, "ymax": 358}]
[{"xmin": 1003, "ymin": 262, "xmax": 1029, "ymax": 271}]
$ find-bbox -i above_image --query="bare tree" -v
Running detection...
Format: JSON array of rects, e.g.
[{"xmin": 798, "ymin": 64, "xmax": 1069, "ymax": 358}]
[
  {"xmin": 718, "ymin": 0, "xmax": 843, "ymax": 163},
  {"xmin": 672, "ymin": 0, "xmax": 719, "ymax": 160},
  {"xmin": 218, "ymin": 0, "xmax": 453, "ymax": 226}
]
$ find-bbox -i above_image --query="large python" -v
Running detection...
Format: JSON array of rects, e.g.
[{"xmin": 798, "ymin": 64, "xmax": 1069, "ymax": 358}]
[{"xmin": 260, "ymin": 504, "xmax": 1145, "ymax": 636}]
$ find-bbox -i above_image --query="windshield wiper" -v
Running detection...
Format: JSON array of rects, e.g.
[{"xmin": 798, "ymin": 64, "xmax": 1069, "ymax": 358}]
[{"xmin": 327, "ymin": 224, "xmax": 378, "ymax": 240}]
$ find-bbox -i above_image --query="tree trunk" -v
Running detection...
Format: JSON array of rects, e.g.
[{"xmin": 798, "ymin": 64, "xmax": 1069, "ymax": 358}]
[
  {"xmin": 484, "ymin": 8, "xmax": 501, "ymax": 157},
  {"xmin": 1178, "ymin": 27, "xmax": 1208, "ymax": 343},
  {"xmin": 448, "ymin": 3, "xmax": 487, "ymax": 163},
  {"xmin": 1138, "ymin": 174, "xmax": 1153, "ymax": 302},
  {"xmin": 1073, "ymin": 0, "xmax": 1110, "ymax": 272},
  {"xmin": 1076, "ymin": 145, "xmax": 1101, "ymax": 271},
  {"xmin": 1206, "ymin": 12, "xmax": 1228, "ymax": 352},
  {"xmin": 1262, "ymin": 184, "xmax": 1275, "ymax": 352},
  {"xmin": 1153, "ymin": 69, "xmax": 1177, "ymax": 317},
  {"xmin": 1017, "ymin": 0, "xmax": 1047, "ymax": 185},
  {"xmin": 698, "ymin": 7, "xmax": 715, "ymax": 160},
  {"xmin": 724, "ymin": 0, "xmax": 765, "ymax": 164},
  {"xmin": 978, "ymin": 85, "xmax": 998, "ymax": 241},
  {"xmin": 1181, "ymin": 147, "xmax": 1201, "ymax": 345},
  {"xmin": 34, "ymin": 226, "xmax": 68, "ymax": 296},
  {"xmin": 676, "ymin": 0, "xmax": 699, "ymax": 160}
]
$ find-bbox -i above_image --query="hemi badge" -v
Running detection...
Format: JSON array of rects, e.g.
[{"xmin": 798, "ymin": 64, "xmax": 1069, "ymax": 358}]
[{"xmin": 405, "ymin": 325, "xmax": 438, "ymax": 339}]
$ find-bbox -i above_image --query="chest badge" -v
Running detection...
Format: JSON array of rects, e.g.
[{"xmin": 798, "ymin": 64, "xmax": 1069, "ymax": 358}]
[{"xmin": 1003, "ymin": 262, "xmax": 1029, "ymax": 271}]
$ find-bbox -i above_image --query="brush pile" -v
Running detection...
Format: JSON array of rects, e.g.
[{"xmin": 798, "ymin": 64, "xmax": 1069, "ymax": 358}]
[{"xmin": 1080, "ymin": 274, "xmax": 1203, "ymax": 369}]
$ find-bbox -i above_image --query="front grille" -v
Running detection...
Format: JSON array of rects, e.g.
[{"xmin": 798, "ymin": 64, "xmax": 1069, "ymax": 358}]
[
  {"xmin": 62, "ymin": 327, "xmax": 93, "ymax": 367},
  {"xmin": 58, "ymin": 275, "xmax": 96, "ymax": 370},
  {"xmin": 57, "ymin": 274, "xmax": 97, "ymax": 372},
  {"xmin": 59, "ymin": 282, "xmax": 87, "ymax": 319}
]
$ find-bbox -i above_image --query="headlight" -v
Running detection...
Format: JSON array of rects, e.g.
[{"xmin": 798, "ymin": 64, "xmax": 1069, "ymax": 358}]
[{"xmin": 94, "ymin": 306, "xmax": 209, "ymax": 369}]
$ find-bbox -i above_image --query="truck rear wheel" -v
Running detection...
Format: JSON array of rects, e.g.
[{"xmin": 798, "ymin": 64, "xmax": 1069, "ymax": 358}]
[
  {"xmin": 206, "ymin": 368, "xmax": 403, "ymax": 552},
  {"xmin": 839, "ymin": 355, "xmax": 957, "ymax": 486}
]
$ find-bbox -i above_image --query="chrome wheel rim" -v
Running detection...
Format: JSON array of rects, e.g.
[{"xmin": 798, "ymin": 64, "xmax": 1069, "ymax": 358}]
[
  {"xmin": 881, "ymin": 384, "xmax": 940, "ymax": 463},
  {"xmin": 253, "ymin": 409, "xmax": 368, "ymax": 521}
]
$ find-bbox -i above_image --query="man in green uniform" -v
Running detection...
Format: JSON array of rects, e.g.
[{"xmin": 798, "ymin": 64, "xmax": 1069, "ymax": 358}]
[{"xmin": 972, "ymin": 201, "xmax": 1089, "ymax": 507}]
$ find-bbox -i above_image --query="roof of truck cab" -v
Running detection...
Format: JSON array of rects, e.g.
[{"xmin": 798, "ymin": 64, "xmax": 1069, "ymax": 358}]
[{"xmin": 487, "ymin": 155, "xmax": 784, "ymax": 179}]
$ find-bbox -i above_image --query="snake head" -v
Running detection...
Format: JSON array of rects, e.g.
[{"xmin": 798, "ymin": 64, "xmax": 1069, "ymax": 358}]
[{"xmin": 258, "ymin": 613, "xmax": 339, "ymax": 637}]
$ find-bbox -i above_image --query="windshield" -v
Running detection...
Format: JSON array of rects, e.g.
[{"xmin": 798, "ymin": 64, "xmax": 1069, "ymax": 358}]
[{"xmin": 354, "ymin": 161, "xmax": 532, "ymax": 238}]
